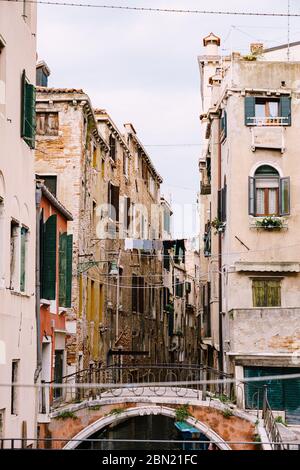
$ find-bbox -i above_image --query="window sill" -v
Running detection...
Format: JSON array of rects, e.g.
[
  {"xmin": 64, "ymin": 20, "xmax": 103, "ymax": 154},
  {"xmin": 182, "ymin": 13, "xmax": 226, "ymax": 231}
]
[
  {"xmin": 9, "ymin": 289, "xmax": 31, "ymax": 298},
  {"xmin": 249, "ymin": 217, "xmax": 288, "ymax": 230},
  {"xmin": 40, "ymin": 299, "xmax": 51, "ymax": 306}
]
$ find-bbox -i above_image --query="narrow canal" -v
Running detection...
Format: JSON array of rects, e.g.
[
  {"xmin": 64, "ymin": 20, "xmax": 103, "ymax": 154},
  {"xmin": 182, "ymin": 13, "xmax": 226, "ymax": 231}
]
[{"xmin": 78, "ymin": 415, "xmax": 210, "ymax": 450}]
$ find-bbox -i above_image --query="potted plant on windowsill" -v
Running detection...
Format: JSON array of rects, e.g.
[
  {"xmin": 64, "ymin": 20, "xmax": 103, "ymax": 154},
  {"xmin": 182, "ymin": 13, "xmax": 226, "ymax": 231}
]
[
  {"xmin": 211, "ymin": 217, "xmax": 226, "ymax": 234},
  {"xmin": 255, "ymin": 216, "xmax": 283, "ymax": 230}
]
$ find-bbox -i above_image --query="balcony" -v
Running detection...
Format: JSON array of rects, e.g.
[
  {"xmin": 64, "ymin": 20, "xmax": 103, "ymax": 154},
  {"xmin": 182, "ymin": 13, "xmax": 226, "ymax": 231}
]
[
  {"xmin": 229, "ymin": 308, "xmax": 300, "ymax": 356},
  {"xmin": 248, "ymin": 117, "xmax": 289, "ymax": 126}
]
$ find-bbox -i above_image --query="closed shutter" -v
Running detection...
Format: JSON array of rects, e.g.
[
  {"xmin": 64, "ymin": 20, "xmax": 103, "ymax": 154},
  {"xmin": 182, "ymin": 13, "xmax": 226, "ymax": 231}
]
[
  {"xmin": 249, "ymin": 177, "xmax": 256, "ymax": 215},
  {"xmin": 59, "ymin": 233, "xmax": 67, "ymax": 307},
  {"xmin": 244, "ymin": 367, "xmax": 284, "ymax": 411},
  {"xmin": 41, "ymin": 214, "xmax": 57, "ymax": 300},
  {"xmin": 283, "ymin": 370, "xmax": 300, "ymax": 424},
  {"xmin": 66, "ymin": 234, "xmax": 73, "ymax": 307},
  {"xmin": 163, "ymin": 245, "xmax": 170, "ymax": 271},
  {"xmin": 280, "ymin": 96, "xmax": 291, "ymax": 126},
  {"xmin": 245, "ymin": 96, "xmax": 256, "ymax": 126},
  {"xmin": 21, "ymin": 70, "xmax": 36, "ymax": 149},
  {"xmin": 112, "ymin": 185, "xmax": 120, "ymax": 222},
  {"xmin": 279, "ymin": 177, "xmax": 290, "ymax": 216}
]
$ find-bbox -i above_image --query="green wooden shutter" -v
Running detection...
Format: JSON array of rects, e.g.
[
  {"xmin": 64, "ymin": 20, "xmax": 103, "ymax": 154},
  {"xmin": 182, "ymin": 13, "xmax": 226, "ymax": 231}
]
[
  {"xmin": 267, "ymin": 280, "xmax": 281, "ymax": 307},
  {"xmin": 249, "ymin": 177, "xmax": 256, "ymax": 215},
  {"xmin": 42, "ymin": 214, "xmax": 57, "ymax": 300},
  {"xmin": 279, "ymin": 177, "xmax": 290, "ymax": 216},
  {"xmin": 280, "ymin": 96, "xmax": 291, "ymax": 126},
  {"xmin": 65, "ymin": 234, "xmax": 73, "ymax": 307},
  {"xmin": 283, "ymin": 369, "xmax": 300, "ymax": 424},
  {"xmin": 244, "ymin": 367, "xmax": 284, "ymax": 410},
  {"xmin": 21, "ymin": 70, "xmax": 36, "ymax": 149},
  {"xmin": 252, "ymin": 280, "xmax": 265, "ymax": 307},
  {"xmin": 245, "ymin": 96, "xmax": 255, "ymax": 126},
  {"xmin": 59, "ymin": 233, "xmax": 67, "ymax": 307},
  {"xmin": 20, "ymin": 227, "xmax": 27, "ymax": 292}
]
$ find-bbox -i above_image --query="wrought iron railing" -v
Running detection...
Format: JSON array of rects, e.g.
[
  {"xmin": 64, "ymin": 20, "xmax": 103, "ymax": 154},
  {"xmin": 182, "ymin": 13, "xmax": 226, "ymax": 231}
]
[
  {"xmin": 44, "ymin": 364, "xmax": 233, "ymax": 411},
  {"xmin": 262, "ymin": 387, "xmax": 284, "ymax": 451}
]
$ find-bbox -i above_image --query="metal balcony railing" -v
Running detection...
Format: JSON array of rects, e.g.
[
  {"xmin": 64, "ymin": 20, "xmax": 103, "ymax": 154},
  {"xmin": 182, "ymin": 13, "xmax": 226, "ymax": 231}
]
[{"xmin": 247, "ymin": 116, "xmax": 289, "ymax": 126}]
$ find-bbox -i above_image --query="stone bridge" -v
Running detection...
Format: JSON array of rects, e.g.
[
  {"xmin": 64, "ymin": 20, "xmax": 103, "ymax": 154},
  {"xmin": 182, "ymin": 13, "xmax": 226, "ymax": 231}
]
[{"xmin": 38, "ymin": 365, "xmax": 271, "ymax": 450}]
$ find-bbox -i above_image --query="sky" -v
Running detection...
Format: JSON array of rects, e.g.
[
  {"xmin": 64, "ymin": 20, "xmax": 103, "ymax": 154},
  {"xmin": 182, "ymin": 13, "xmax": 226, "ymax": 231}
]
[{"xmin": 37, "ymin": 0, "xmax": 300, "ymax": 238}]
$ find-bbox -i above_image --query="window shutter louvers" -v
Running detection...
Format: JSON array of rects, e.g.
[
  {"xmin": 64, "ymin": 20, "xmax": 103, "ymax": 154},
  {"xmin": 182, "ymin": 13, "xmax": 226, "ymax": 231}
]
[
  {"xmin": 249, "ymin": 177, "xmax": 256, "ymax": 215},
  {"xmin": 280, "ymin": 96, "xmax": 292, "ymax": 126},
  {"xmin": 245, "ymin": 96, "xmax": 255, "ymax": 126},
  {"xmin": 21, "ymin": 70, "xmax": 36, "ymax": 149},
  {"xmin": 65, "ymin": 234, "xmax": 73, "ymax": 307},
  {"xmin": 42, "ymin": 214, "xmax": 57, "ymax": 300},
  {"xmin": 279, "ymin": 177, "xmax": 290, "ymax": 216},
  {"xmin": 59, "ymin": 233, "xmax": 67, "ymax": 307}
]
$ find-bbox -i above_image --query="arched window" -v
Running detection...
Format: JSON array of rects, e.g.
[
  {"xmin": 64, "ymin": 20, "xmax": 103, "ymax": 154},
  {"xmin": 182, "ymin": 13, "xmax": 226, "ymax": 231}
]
[{"xmin": 249, "ymin": 165, "xmax": 290, "ymax": 217}]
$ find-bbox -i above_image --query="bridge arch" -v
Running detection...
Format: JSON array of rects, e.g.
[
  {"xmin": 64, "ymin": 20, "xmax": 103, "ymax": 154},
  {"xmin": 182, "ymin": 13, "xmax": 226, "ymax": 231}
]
[{"xmin": 63, "ymin": 405, "xmax": 231, "ymax": 450}]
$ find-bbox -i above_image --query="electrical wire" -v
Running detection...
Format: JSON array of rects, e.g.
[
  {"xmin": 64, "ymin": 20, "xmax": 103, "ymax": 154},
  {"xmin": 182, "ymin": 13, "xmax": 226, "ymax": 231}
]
[{"xmin": 2, "ymin": 0, "xmax": 300, "ymax": 18}]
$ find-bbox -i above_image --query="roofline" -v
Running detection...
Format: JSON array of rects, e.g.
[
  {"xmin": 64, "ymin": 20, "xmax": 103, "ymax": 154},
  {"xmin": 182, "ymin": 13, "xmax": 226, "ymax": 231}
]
[
  {"xmin": 129, "ymin": 132, "xmax": 163, "ymax": 184},
  {"xmin": 263, "ymin": 40, "xmax": 300, "ymax": 53},
  {"xmin": 37, "ymin": 181, "xmax": 73, "ymax": 221},
  {"xmin": 36, "ymin": 88, "xmax": 109, "ymax": 152},
  {"xmin": 94, "ymin": 110, "xmax": 132, "ymax": 157}
]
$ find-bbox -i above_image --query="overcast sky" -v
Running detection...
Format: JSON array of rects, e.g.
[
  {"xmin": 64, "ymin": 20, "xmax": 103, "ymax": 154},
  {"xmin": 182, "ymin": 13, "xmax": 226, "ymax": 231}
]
[{"xmin": 37, "ymin": 0, "xmax": 297, "ymax": 238}]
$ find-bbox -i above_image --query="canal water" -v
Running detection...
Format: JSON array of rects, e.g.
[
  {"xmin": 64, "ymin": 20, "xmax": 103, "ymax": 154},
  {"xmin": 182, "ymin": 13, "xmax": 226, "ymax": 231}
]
[{"xmin": 78, "ymin": 415, "xmax": 185, "ymax": 450}]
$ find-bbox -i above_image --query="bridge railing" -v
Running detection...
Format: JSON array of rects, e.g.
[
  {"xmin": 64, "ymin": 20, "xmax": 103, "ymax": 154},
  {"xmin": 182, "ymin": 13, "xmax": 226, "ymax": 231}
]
[{"xmin": 45, "ymin": 364, "xmax": 234, "ymax": 410}]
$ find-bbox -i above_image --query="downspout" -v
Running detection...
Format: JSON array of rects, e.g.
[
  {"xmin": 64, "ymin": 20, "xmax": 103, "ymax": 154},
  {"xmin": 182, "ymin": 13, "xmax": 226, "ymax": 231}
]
[
  {"xmin": 218, "ymin": 118, "xmax": 224, "ymax": 373},
  {"xmin": 34, "ymin": 182, "xmax": 42, "ymax": 382}
]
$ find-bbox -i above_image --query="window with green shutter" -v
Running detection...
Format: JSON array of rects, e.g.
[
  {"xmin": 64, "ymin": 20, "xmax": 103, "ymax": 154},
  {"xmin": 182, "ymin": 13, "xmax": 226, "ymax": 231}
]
[
  {"xmin": 20, "ymin": 226, "xmax": 28, "ymax": 292},
  {"xmin": 252, "ymin": 278, "xmax": 281, "ymax": 307},
  {"xmin": 21, "ymin": 70, "xmax": 36, "ymax": 149},
  {"xmin": 41, "ymin": 214, "xmax": 57, "ymax": 300},
  {"xmin": 245, "ymin": 95, "xmax": 291, "ymax": 126},
  {"xmin": 59, "ymin": 232, "xmax": 73, "ymax": 308}
]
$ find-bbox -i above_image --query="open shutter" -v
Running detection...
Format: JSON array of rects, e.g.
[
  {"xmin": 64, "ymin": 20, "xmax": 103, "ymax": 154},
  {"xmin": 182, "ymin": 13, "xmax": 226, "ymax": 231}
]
[
  {"xmin": 65, "ymin": 234, "xmax": 73, "ymax": 307},
  {"xmin": 244, "ymin": 96, "xmax": 255, "ymax": 126},
  {"xmin": 279, "ymin": 177, "xmax": 290, "ymax": 216},
  {"xmin": 59, "ymin": 233, "xmax": 67, "ymax": 307},
  {"xmin": 42, "ymin": 214, "xmax": 57, "ymax": 300},
  {"xmin": 249, "ymin": 177, "xmax": 256, "ymax": 215},
  {"xmin": 21, "ymin": 70, "xmax": 36, "ymax": 149},
  {"xmin": 280, "ymin": 96, "xmax": 291, "ymax": 126}
]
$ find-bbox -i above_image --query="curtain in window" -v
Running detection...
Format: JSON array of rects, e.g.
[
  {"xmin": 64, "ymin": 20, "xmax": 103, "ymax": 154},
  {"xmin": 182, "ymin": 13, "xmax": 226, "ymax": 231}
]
[
  {"xmin": 256, "ymin": 188, "xmax": 265, "ymax": 214},
  {"xmin": 268, "ymin": 101, "xmax": 279, "ymax": 118},
  {"xmin": 269, "ymin": 188, "xmax": 277, "ymax": 214}
]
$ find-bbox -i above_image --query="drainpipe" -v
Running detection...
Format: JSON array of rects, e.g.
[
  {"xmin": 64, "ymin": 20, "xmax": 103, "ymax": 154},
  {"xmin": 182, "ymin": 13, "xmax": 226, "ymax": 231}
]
[
  {"xmin": 217, "ymin": 118, "xmax": 224, "ymax": 374},
  {"xmin": 34, "ymin": 182, "xmax": 42, "ymax": 383}
]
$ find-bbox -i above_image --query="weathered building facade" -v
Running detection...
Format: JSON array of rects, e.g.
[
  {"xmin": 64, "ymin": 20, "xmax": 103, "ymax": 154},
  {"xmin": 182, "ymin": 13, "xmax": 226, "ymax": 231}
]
[
  {"xmin": 198, "ymin": 34, "xmax": 300, "ymax": 423},
  {"xmin": 0, "ymin": 1, "xmax": 37, "ymax": 446}
]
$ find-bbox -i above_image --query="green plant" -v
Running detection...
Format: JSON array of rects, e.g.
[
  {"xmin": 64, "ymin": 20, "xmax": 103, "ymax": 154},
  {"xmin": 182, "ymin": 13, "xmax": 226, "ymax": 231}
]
[
  {"xmin": 253, "ymin": 434, "xmax": 261, "ymax": 443},
  {"xmin": 217, "ymin": 394, "xmax": 231, "ymax": 404},
  {"xmin": 222, "ymin": 408, "xmax": 233, "ymax": 419},
  {"xmin": 89, "ymin": 405, "xmax": 102, "ymax": 411},
  {"xmin": 175, "ymin": 404, "xmax": 191, "ymax": 422},
  {"xmin": 55, "ymin": 411, "xmax": 78, "ymax": 420},
  {"xmin": 110, "ymin": 407, "xmax": 126, "ymax": 416},
  {"xmin": 275, "ymin": 416, "xmax": 287, "ymax": 426},
  {"xmin": 255, "ymin": 216, "xmax": 283, "ymax": 229},
  {"xmin": 243, "ymin": 54, "xmax": 257, "ymax": 61},
  {"xmin": 211, "ymin": 217, "xmax": 226, "ymax": 234}
]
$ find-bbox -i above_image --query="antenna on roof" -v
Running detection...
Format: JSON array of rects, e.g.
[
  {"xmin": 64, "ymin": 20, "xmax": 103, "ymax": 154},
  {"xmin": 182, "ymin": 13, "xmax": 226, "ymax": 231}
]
[{"xmin": 287, "ymin": 0, "xmax": 291, "ymax": 61}]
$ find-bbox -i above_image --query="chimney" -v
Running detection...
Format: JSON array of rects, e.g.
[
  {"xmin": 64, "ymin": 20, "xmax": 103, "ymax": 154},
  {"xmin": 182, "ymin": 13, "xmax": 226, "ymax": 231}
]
[
  {"xmin": 203, "ymin": 32, "xmax": 221, "ymax": 56},
  {"xmin": 36, "ymin": 60, "xmax": 51, "ymax": 87},
  {"xmin": 250, "ymin": 43, "xmax": 264, "ymax": 56}
]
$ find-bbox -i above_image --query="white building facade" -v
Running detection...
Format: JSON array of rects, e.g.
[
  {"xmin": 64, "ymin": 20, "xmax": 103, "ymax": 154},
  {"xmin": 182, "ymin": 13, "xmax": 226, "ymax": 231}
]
[{"xmin": 0, "ymin": 1, "xmax": 37, "ymax": 446}]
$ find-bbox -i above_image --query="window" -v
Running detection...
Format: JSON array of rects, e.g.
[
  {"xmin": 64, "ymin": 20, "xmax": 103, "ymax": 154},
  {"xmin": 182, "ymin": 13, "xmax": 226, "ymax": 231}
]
[
  {"xmin": 149, "ymin": 175, "xmax": 156, "ymax": 198},
  {"xmin": 245, "ymin": 96, "xmax": 291, "ymax": 126},
  {"xmin": 109, "ymin": 134, "xmax": 116, "ymax": 162},
  {"xmin": 123, "ymin": 196, "xmax": 131, "ymax": 233},
  {"xmin": 220, "ymin": 109, "xmax": 227, "ymax": 141},
  {"xmin": 101, "ymin": 158, "xmax": 105, "ymax": 179},
  {"xmin": 92, "ymin": 143, "xmax": 97, "ymax": 168},
  {"xmin": 21, "ymin": 70, "xmax": 36, "ymax": 148},
  {"xmin": 58, "ymin": 232, "xmax": 73, "ymax": 308},
  {"xmin": 132, "ymin": 275, "xmax": 144, "ymax": 313},
  {"xmin": 252, "ymin": 278, "xmax": 281, "ymax": 307},
  {"xmin": 0, "ymin": 409, "xmax": 4, "ymax": 439},
  {"xmin": 108, "ymin": 183, "xmax": 119, "ymax": 222},
  {"xmin": 40, "ymin": 214, "xmax": 57, "ymax": 300},
  {"xmin": 10, "ymin": 220, "xmax": 19, "ymax": 290},
  {"xmin": 20, "ymin": 227, "xmax": 28, "ymax": 292},
  {"xmin": 175, "ymin": 278, "xmax": 184, "ymax": 298},
  {"xmin": 36, "ymin": 175, "xmax": 57, "ymax": 196},
  {"xmin": 36, "ymin": 112, "xmax": 59, "ymax": 136},
  {"xmin": 123, "ymin": 152, "xmax": 129, "ymax": 177},
  {"xmin": 11, "ymin": 360, "xmax": 19, "ymax": 415},
  {"xmin": 249, "ymin": 165, "xmax": 290, "ymax": 216}
]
